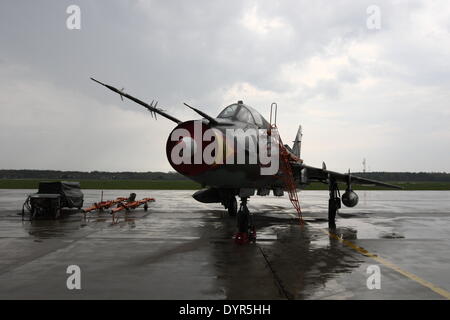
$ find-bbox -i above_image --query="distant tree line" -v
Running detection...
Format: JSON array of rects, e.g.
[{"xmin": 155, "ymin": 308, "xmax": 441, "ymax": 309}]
[
  {"xmin": 0, "ymin": 170, "xmax": 188, "ymax": 180},
  {"xmin": 1, "ymin": 170, "xmax": 450, "ymax": 182},
  {"xmin": 354, "ymin": 172, "xmax": 450, "ymax": 182}
]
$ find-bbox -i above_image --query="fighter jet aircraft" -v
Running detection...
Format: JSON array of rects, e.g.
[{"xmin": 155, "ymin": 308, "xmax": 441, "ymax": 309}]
[{"xmin": 91, "ymin": 78, "xmax": 400, "ymax": 242}]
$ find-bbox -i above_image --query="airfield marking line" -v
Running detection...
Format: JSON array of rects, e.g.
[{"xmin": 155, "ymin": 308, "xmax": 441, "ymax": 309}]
[{"xmin": 320, "ymin": 228, "xmax": 450, "ymax": 300}]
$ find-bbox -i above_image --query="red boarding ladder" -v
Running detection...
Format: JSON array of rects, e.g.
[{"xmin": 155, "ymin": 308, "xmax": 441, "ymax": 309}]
[{"xmin": 269, "ymin": 103, "xmax": 304, "ymax": 225}]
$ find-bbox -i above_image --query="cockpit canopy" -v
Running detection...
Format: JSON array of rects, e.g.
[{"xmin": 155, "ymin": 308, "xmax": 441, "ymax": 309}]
[{"xmin": 217, "ymin": 102, "xmax": 270, "ymax": 128}]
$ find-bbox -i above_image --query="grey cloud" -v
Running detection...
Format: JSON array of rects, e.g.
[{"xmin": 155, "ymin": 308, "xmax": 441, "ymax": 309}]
[{"xmin": 0, "ymin": 0, "xmax": 449, "ymax": 172}]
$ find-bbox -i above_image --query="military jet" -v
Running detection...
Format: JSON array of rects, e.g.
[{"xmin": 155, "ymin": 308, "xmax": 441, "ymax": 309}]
[{"xmin": 91, "ymin": 78, "xmax": 400, "ymax": 242}]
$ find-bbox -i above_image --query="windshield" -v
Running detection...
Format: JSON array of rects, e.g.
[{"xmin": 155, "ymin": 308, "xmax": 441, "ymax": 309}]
[
  {"xmin": 245, "ymin": 105, "xmax": 266, "ymax": 127},
  {"xmin": 217, "ymin": 103, "xmax": 270, "ymax": 128},
  {"xmin": 235, "ymin": 106, "xmax": 255, "ymax": 124},
  {"xmin": 217, "ymin": 104, "xmax": 238, "ymax": 118}
]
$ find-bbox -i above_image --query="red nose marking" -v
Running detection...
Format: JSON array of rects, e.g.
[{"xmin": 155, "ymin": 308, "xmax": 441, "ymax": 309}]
[{"xmin": 166, "ymin": 121, "xmax": 221, "ymax": 176}]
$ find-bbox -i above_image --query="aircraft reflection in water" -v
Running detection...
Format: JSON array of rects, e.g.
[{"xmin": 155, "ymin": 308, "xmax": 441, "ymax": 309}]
[
  {"xmin": 209, "ymin": 215, "xmax": 362, "ymax": 299},
  {"xmin": 91, "ymin": 78, "xmax": 400, "ymax": 243}
]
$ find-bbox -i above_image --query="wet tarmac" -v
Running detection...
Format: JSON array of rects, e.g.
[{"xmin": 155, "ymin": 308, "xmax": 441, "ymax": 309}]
[{"xmin": 0, "ymin": 189, "xmax": 449, "ymax": 300}]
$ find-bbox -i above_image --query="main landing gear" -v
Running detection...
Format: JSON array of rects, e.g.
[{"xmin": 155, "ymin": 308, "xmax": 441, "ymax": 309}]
[
  {"xmin": 234, "ymin": 197, "xmax": 256, "ymax": 244},
  {"xmin": 328, "ymin": 178, "xmax": 341, "ymax": 229},
  {"xmin": 226, "ymin": 196, "xmax": 238, "ymax": 217}
]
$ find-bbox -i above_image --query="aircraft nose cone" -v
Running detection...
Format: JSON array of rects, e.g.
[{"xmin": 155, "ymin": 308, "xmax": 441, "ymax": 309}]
[{"xmin": 166, "ymin": 120, "xmax": 219, "ymax": 177}]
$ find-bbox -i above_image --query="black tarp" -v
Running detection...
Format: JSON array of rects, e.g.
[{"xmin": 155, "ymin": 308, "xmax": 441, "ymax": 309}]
[{"xmin": 38, "ymin": 181, "xmax": 84, "ymax": 208}]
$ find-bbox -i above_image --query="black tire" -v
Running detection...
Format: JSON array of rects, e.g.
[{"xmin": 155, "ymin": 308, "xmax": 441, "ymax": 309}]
[
  {"xmin": 227, "ymin": 197, "xmax": 238, "ymax": 217},
  {"xmin": 328, "ymin": 198, "xmax": 338, "ymax": 228},
  {"xmin": 54, "ymin": 207, "xmax": 61, "ymax": 219}
]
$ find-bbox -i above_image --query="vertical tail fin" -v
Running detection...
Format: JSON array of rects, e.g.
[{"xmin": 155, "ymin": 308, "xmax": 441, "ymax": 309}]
[{"xmin": 292, "ymin": 125, "xmax": 303, "ymax": 158}]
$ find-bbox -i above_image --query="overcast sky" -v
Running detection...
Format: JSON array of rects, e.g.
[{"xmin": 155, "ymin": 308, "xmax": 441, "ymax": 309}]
[{"xmin": 0, "ymin": 0, "xmax": 449, "ymax": 173}]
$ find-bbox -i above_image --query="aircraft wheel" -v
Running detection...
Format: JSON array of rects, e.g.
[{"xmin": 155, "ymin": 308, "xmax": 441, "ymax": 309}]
[
  {"xmin": 328, "ymin": 198, "xmax": 338, "ymax": 229},
  {"xmin": 54, "ymin": 207, "xmax": 61, "ymax": 219},
  {"xmin": 237, "ymin": 210, "xmax": 248, "ymax": 233},
  {"xmin": 237, "ymin": 200, "xmax": 249, "ymax": 233},
  {"xmin": 227, "ymin": 197, "xmax": 237, "ymax": 217}
]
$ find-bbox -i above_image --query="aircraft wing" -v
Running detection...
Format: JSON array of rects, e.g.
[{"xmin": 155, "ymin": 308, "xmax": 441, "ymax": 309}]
[{"xmin": 297, "ymin": 164, "xmax": 402, "ymax": 189}]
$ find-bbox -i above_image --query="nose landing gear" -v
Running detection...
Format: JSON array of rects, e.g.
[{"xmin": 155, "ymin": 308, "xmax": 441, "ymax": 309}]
[
  {"xmin": 227, "ymin": 196, "xmax": 238, "ymax": 217},
  {"xmin": 234, "ymin": 197, "xmax": 256, "ymax": 244}
]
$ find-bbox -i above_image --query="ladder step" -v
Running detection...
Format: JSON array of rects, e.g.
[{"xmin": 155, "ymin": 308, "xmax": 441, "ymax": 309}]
[{"xmin": 271, "ymin": 125, "xmax": 303, "ymax": 224}]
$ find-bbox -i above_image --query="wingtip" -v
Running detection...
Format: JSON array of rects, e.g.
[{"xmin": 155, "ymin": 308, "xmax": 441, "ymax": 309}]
[{"xmin": 388, "ymin": 183, "xmax": 403, "ymax": 190}]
